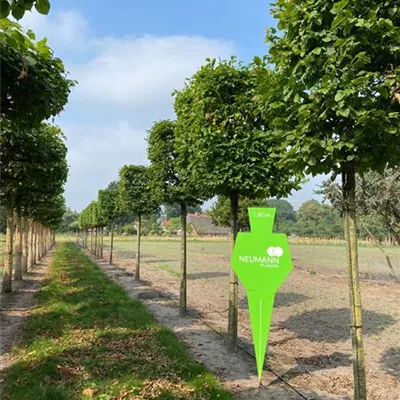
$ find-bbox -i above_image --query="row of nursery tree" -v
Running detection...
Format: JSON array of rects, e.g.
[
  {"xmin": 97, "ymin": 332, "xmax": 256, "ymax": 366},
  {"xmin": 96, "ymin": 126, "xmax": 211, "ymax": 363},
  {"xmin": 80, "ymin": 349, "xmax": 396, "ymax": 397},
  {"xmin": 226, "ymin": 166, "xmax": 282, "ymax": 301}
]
[
  {"xmin": 79, "ymin": 2, "xmax": 400, "ymax": 398},
  {"xmin": 0, "ymin": 3, "xmax": 74, "ymax": 294}
]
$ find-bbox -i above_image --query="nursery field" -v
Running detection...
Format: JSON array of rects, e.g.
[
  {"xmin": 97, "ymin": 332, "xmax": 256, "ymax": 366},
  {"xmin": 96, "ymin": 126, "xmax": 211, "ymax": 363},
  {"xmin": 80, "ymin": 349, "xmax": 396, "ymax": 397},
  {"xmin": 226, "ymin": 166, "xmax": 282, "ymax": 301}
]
[{"xmin": 100, "ymin": 237, "xmax": 400, "ymax": 400}]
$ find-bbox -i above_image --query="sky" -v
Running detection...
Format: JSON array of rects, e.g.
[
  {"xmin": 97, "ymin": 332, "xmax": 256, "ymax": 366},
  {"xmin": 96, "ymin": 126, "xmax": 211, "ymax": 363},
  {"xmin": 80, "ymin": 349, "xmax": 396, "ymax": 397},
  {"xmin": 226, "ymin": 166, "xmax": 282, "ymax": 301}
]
[{"xmin": 19, "ymin": 0, "xmax": 325, "ymax": 211}]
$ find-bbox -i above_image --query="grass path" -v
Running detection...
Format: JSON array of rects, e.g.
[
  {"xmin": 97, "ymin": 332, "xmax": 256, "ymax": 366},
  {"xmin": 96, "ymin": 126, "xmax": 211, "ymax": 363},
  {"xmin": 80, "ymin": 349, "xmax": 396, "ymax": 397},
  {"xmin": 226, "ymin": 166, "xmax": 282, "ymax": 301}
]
[{"xmin": 1, "ymin": 243, "xmax": 231, "ymax": 400}]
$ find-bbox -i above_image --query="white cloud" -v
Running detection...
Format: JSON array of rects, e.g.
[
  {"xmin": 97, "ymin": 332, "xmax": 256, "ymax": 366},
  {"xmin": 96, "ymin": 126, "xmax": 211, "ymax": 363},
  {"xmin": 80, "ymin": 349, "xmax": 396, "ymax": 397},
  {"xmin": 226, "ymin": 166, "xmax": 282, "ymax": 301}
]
[
  {"xmin": 20, "ymin": 9, "xmax": 90, "ymax": 56},
  {"xmin": 16, "ymin": 9, "xmax": 235, "ymax": 210},
  {"xmin": 64, "ymin": 121, "xmax": 148, "ymax": 209},
  {"xmin": 74, "ymin": 35, "xmax": 234, "ymax": 106}
]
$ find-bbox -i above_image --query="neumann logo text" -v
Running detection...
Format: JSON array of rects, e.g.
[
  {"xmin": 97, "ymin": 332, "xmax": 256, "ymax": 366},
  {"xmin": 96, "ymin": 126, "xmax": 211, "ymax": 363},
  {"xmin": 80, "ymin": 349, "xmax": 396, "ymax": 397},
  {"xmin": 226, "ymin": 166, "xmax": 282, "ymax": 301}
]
[{"xmin": 239, "ymin": 247, "xmax": 284, "ymax": 268}]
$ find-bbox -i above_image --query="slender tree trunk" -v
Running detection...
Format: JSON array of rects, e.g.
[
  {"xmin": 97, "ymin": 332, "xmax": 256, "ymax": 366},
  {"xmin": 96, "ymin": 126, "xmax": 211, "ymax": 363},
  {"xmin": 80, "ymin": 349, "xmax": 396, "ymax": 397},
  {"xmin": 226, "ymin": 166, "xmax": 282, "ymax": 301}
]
[
  {"xmin": 90, "ymin": 229, "xmax": 93, "ymax": 254},
  {"xmin": 109, "ymin": 224, "xmax": 114, "ymax": 265},
  {"xmin": 180, "ymin": 202, "xmax": 188, "ymax": 316},
  {"xmin": 135, "ymin": 215, "xmax": 141, "ymax": 281},
  {"xmin": 32, "ymin": 222, "xmax": 37, "ymax": 265},
  {"xmin": 342, "ymin": 163, "xmax": 367, "ymax": 400},
  {"xmin": 14, "ymin": 213, "xmax": 23, "ymax": 281},
  {"xmin": 36, "ymin": 223, "xmax": 41, "ymax": 262},
  {"xmin": 100, "ymin": 227, "xmax": 104, "ymax": 258},
  {"xmin": 27, "ymin": 219, "xmax": 33, "ymax": 270},
  {"xmin": 22, "ymin": 217, "xmax": 28, "ymax": 275},
  {"xmin": 227, "ymin": 192, "xmax": 239, "ymax": 351},
  {"xmin": 2, "ymin": 207, "xmax": 14, "ymax": 293}
]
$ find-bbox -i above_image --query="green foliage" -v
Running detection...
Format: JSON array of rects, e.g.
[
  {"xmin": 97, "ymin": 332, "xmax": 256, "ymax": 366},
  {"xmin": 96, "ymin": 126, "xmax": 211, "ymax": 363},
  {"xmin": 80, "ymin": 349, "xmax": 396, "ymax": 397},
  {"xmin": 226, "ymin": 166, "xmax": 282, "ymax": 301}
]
[
  {"xmin": 164, "ymin": 202, "xmax": 202, "ymax": 219},
  {"xmin": 147, "ymin": 119, "xmax": 202, "ymax": 215},
  {"xmin": 266, "ymin": 199, "xmax": 296, "ymax": 234},
  {"xmin": 174, "ymin": 57, "xmax": 301, "ymax": 201},
  {"xmin": 0, "ymin": 123, "xmax": 68, "ymax": 228},
  {"xmin": 121, "ymin": 224, "xmax": 136, "ymax": 235},
  {"xmin": 319, "ymin": 168, "xmax": 400, "ymax": 241},
  {"xmin": 210, "ymin": 197, "xmax": 296, "ymax": 234},
  {"xmin": 98, "ymin": 188, "xmax": 119, "ymax": 227},
  {"xmin": 118, "ymin": 165, "xmax": 158, "ymax": 217},
  {"xmin": 210, "ymin": 196, "xmax": 268, "ymax": 231},
  {"xmin": 0, "ymin": 0, "xmax": 50, "ymax": 20},
  {"xmin": 0, "ymin": 20, "xmax": 75, "ymax": 128},
  {"xmin": 263, "ymin": 0, "xmax": 400, "ymax": 176},
  {"xmin": 57, "ymin": 207, "xmax": 80, "ymax": 233},
  {"xmin": 293, "ymin": 200, "xmax": 342, "ymax": 238}
]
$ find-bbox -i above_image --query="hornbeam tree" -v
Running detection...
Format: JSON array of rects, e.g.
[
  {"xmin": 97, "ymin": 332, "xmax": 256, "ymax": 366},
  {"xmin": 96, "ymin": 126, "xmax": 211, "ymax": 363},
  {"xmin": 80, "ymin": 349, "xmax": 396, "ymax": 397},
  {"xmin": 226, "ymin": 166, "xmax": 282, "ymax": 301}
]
[
  {"xmin": 262, "ymin": 2, "xmax": 400, "ymax": 398},
  {"xmin": 118, "ymin": 165, "xmax": 158, "ymax": 280},
  {"xmin": 147, "ymin": 119, "xmax": 202, "ymax": 316},
  {"xmin": 98, "ymin": 187, "xmax": 120, "ymax": 265},
  {"xmin": 174, "ymin": 58, "xmax": 301, "ymax": 350},
  {"xmin": 0, "ymin": 20, "xmax": 73, "ymax": 293},
  {"xmin": 1, "ymin": 123, "xmax": 68, "ymax": 292}
]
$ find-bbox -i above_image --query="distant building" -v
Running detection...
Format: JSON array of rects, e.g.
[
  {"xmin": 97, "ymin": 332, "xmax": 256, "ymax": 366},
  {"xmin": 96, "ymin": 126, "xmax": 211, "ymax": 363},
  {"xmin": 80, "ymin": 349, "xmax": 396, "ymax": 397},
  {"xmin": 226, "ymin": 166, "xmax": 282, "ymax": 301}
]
[{"xmin": 186, "ymin": 213, "xmax": 231, "ymax": 237}]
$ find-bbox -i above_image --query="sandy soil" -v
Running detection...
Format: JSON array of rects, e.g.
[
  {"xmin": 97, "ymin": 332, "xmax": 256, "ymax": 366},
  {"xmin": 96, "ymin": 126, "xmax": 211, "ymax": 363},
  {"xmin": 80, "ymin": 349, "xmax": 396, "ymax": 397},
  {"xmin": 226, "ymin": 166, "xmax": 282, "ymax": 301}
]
[
  {"xmin": 103, "ymin": 245, "xmax": 400, "ymax": 400},
  {"xmin": 0, "ymin": 253, "xmax": 51, "ymax": 379},
  {"xmin": 96, "ymin": 255, "xmax": 345, "ymax": 400}
]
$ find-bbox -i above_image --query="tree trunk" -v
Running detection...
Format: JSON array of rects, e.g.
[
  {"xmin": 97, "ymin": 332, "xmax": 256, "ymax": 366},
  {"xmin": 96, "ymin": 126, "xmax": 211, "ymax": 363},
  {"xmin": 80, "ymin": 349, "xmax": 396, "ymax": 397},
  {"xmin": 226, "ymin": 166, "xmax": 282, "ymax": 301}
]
[
  {"xmin": 135, "ymin": 215, "xmax": 141, "ymax": 281},
  {"xmin": 90, "ymin": 229, "xmax": 93, "ymax": 254},
  {"xmin": 342, "ymin": 163, "xmax": 367, "ymax": 400},
  {"xmin": 14, "ymin": 213, "xmax": 23, "ymax": 281},
  {"xmin": 100, "ymin": 227, "xmax": 104, "ymax": 258},
  {"xmin": 109, "ymin": 224, "xmax": 114, "ymax": 265},
  {"xmin": 36, "ymin": 223, "xmax": 41, "ymax": 262},
  {"xmin": 32, "ymin": 222, "xmax": 37, "ymax": 265},
  {"xmin": 180, "ymin": 202, "xmax": 187, "ymax": 316},
  {"xmin": 22, "ymin": 217, "xmax": 28, "ymax": 275},
  {"xmin": 95, "ymin": 228, "xmax": 98, "ymax": 257},
  {"xmin": 27, "ymin": 219, "xmax": 33, "ymax": 270},
  {"xmin": 2, "ymin": 207, "xmax": 14, "ymax": 293},
  {"xmin": 227, "ymin": 192, "xmax": 239, "ymax": 351}
]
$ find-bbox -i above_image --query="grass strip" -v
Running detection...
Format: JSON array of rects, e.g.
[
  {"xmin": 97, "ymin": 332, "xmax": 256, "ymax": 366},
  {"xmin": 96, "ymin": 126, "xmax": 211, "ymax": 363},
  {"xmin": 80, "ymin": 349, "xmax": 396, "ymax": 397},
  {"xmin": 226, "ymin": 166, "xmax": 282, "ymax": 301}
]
[{"xmin": 1, "ymin": 242, "xmax": 231, "ymax": 400}]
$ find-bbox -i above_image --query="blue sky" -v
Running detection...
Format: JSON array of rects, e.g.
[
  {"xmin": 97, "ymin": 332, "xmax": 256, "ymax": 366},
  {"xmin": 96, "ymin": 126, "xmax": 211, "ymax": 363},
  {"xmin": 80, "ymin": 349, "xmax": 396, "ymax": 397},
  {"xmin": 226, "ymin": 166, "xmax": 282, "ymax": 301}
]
[{"xmin": 20, "ymin": 0, "xmax": 325, "ymax": 211}]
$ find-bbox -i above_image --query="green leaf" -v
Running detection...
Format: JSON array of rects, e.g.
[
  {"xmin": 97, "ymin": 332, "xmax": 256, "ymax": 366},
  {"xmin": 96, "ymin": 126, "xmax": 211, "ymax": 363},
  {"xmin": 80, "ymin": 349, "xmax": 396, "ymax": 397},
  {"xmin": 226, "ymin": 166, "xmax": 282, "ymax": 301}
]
[
  {"xmin": 11, "ymin": 4, "xmax": 24, "ymax": 20},
  {"xmin": 334, "ymin": 90, "xmax": 346, "ymax": 102},
  {"xmin": 312, "ymin": 47, "xmax": 322, "ymax": 55},
  {"xmin": 26, "ymin": 29, "xmax": 36, "ymax": 40},
  {"xmin": 337, "ymin": 108, "xmax": 350, "ymax": 118},
  {"xmin": 253, "ymin": 56, "xmax": 262, "ymax": 66},
  {"xmin": 0, "ymin": 0, "xmax": 10, "ymax": 18},
  {"xmin": 331, "ymin": 14, "xmax": 345, "ymax": 29},
  {"xmin": 35, "ymin": 0, "xmax": 50, "ymax": 14}
]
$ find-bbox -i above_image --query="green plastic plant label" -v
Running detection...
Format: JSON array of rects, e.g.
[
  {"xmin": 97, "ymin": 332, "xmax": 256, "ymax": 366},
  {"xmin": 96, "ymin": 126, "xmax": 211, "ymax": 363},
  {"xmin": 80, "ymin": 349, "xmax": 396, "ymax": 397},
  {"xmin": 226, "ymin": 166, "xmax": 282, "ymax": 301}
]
[{"xmin": 231, "ymin": 208, "xmax": 293, "ymax": 382}]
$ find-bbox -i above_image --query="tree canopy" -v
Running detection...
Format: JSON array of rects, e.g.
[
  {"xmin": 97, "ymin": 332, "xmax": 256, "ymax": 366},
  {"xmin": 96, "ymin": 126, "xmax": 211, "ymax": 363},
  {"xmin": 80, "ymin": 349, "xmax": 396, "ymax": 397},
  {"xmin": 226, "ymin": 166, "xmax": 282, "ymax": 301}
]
[
  {"xmin": 174, "ymin": 57, "xmax": 301, "ymax": 201},
  {"xmin": 0, "ymin": 0, "xmax": 50, "ymax": 20},
  {"xmin": 118, "ymin": 165, "xmax": 158, "ymax": 217},
  {"xmin": 263, "ymin": 0, "xmax": 400, "ymax": 176},
  {"xmin": 0, "ymin": 19, "xmax": 75, "ymax": 129}
]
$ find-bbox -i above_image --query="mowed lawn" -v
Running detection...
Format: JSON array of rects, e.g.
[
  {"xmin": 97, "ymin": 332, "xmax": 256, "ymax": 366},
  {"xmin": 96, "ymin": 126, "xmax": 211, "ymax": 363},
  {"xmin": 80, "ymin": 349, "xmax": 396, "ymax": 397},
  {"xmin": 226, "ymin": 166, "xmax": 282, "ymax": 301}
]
[{"xmin": 1, "ymin": 243, "xmax": 231, "ymax": 400}]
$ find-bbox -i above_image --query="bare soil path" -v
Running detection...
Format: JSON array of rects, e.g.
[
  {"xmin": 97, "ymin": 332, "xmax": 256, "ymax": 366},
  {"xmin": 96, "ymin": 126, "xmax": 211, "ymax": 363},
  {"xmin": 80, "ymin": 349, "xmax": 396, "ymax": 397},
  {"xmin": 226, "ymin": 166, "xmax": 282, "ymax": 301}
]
[{"xmin": 0, "ymin": 252, "xmax": 51, "ymax": 378}]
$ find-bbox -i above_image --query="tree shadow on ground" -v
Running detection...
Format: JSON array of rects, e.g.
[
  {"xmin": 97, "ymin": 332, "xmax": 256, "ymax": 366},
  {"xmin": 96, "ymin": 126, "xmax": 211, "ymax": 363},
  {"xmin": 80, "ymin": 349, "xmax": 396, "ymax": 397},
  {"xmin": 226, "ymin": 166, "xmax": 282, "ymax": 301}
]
[
  {"xmin": 284, "ymin": 308, "xmax": 395, "ymax": 342},
  {"xmin": 188, "ymin": 271, "xmax": 229, "ymax": 280},
  {"xmin": 239, "ymin": 292, "xmax": 309, "ymax": 309},
  {"xmin": 380, "ymin": 347, "xmax": 400, "ymax": 380}
]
